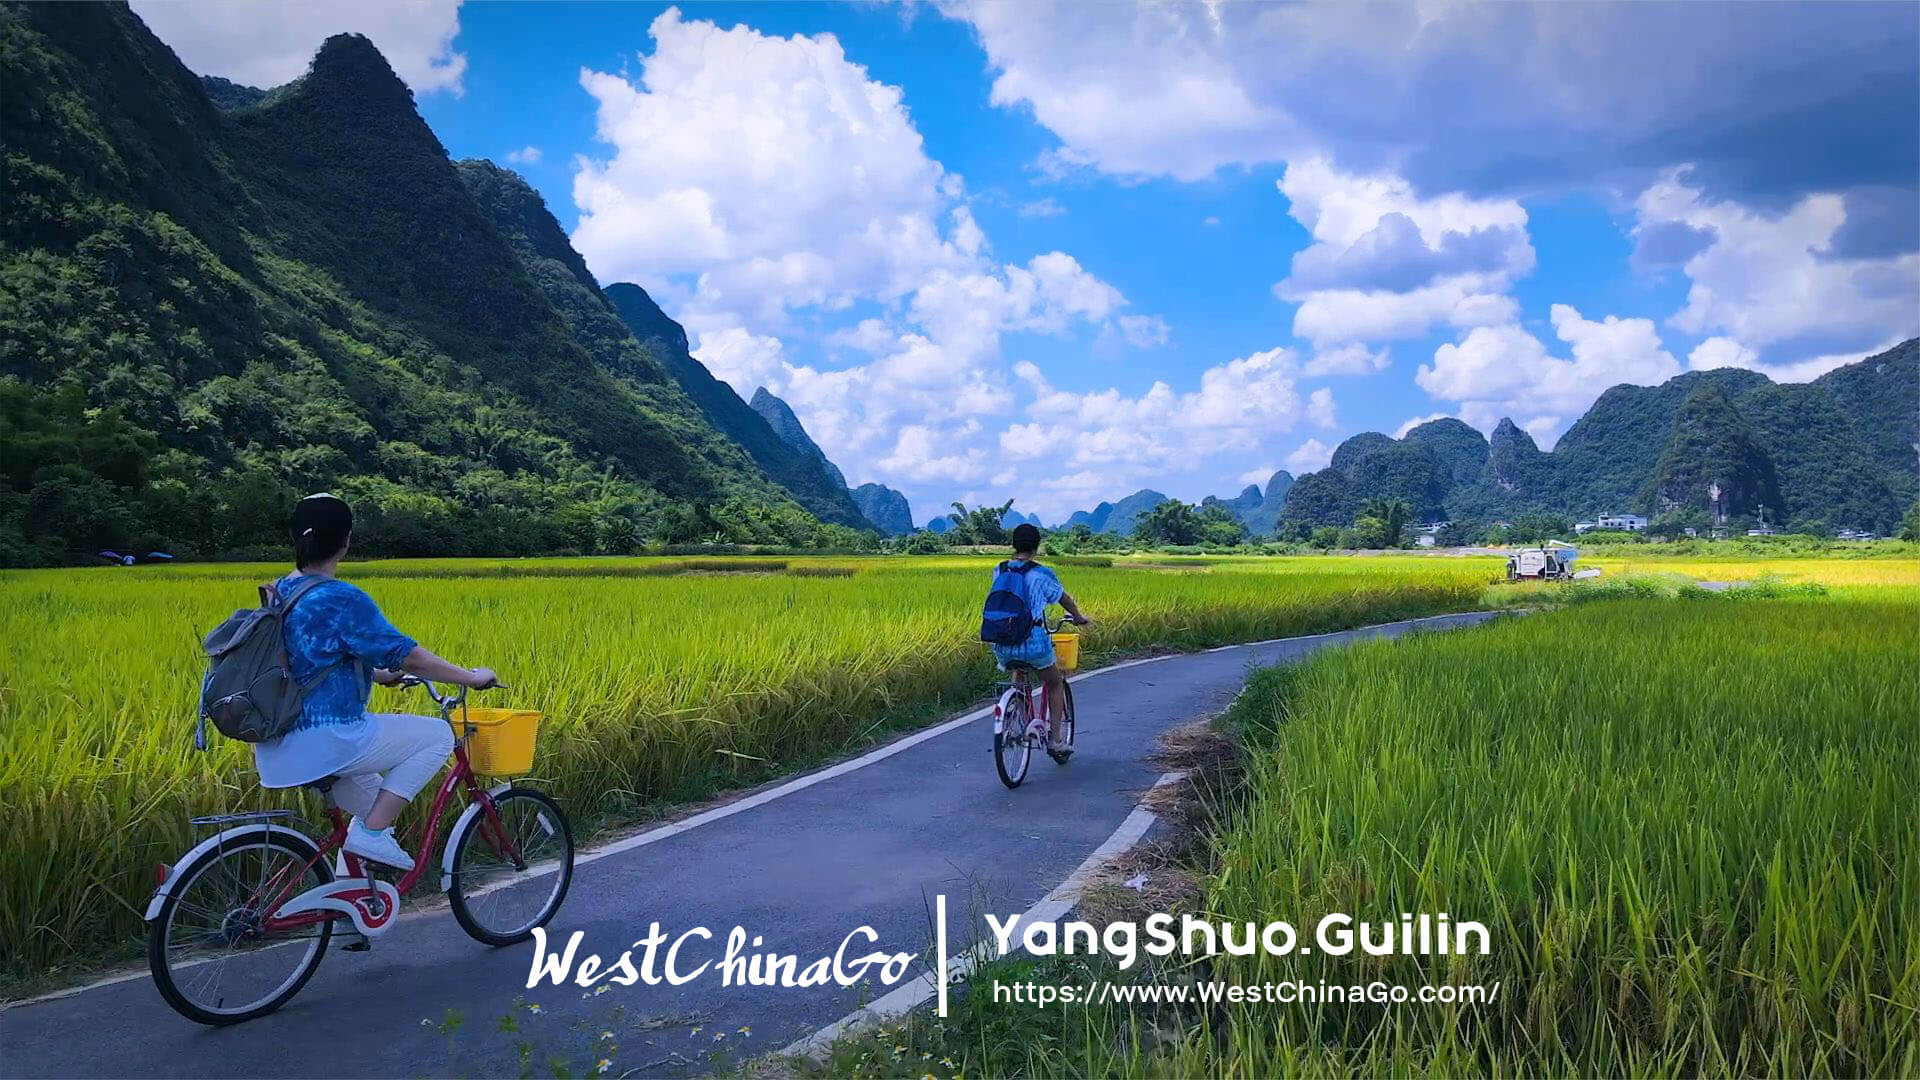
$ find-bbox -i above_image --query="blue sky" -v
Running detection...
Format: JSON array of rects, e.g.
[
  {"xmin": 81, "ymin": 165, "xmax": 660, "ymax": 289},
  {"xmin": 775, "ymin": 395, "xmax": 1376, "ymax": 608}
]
[{"xmin": 135, "ymin": 1, "xmax": 1919, "ymax": 525}]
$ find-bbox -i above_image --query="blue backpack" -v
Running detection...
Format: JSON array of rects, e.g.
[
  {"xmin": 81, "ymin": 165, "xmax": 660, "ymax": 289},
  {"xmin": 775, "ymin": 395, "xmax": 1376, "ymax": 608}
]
[{"xmin": 979, "ymin": 560, "xmax": 1038, "ymax": 645}]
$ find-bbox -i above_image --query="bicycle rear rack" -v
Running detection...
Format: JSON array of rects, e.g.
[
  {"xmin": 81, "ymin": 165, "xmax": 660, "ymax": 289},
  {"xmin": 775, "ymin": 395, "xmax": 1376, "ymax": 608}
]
[{"xmin": 190, "ymin": 809, "xmax": 299, "ymax": 830}]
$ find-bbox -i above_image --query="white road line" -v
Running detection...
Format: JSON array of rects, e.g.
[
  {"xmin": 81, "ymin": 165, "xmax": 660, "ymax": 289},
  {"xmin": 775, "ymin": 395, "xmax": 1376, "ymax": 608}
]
[
  {"xmin": 780, "ymin": 770, "xmax": 1189, "ymax": 1059},
  {"xmin": 3, "ymin": 612, "xmax": 1488, "ymax": 1012}
]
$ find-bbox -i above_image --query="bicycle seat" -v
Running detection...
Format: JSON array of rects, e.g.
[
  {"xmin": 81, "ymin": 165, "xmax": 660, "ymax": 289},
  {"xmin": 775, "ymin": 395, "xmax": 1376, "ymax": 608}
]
[{"xmin": 1004, "ymin": 660, "xmax": 1039, "ymax": 673}]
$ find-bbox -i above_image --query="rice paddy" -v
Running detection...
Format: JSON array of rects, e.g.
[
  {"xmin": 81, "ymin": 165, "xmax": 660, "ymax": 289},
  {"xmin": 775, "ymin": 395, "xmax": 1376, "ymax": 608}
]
[
  {"xmin": 1192, "ymin": 596, "xmax": 1918, "ymax": 1076},
  {"xmin": 0, "ymin": 554, "xmax": 1492, "ymax": 983},
  {"xmin": 1582, "ymin": 554, "xmax": 1920, "ymax": 587}
]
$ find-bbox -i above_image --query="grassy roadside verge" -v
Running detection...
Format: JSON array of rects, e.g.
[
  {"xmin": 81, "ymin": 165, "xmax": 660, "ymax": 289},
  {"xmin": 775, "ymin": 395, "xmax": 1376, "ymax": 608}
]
[{"xmin": 794, "ymin": 589, "xmax": 1920, "ymax": 1077}]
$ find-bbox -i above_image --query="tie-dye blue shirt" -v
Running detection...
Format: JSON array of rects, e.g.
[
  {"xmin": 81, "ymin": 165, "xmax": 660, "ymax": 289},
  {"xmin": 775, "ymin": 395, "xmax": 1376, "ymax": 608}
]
[
  {"xmin": 252, "ymin": 573, "xmax": 418, "ymax": 788},
  {"xmin": 988, "ymin": 560, "xmax": 1065, "ymax": 668}
]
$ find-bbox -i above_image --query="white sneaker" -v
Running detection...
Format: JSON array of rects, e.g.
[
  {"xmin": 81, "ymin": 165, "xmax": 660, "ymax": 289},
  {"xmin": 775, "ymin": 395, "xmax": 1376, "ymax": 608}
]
[{"xmin": 345, "ymin": 819, "xmax": 415, "ymax": 872}]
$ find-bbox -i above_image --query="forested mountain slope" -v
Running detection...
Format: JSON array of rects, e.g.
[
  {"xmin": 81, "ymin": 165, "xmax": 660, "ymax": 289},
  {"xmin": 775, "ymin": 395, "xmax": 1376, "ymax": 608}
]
[
  {"xmin": 0, "ymin": 3, "xmax": 852, "ymax": 564},
  {"xmin": 749, "ymin": 388, "xmax": 848, "ymax": 490},
  {"xmin": 851, "ymin": 482, "xmax": 913, "ymax": 535},
  {"xmin": 601, "ymin": 283, "xmax": 871, "ymax": 528},
  {"xmin": 1278, "ymin": 343, "xmax": 1917, "ymax": 534},
  {"xmin": 1049, "ymin": 343, "xmax": 1914, "ymax": 538}
]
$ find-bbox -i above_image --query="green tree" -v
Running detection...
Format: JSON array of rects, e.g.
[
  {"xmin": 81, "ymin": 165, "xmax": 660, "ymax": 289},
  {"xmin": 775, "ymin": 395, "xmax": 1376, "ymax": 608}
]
[
  {"xmin": 1133, "ymin": 499, "xmax": 1205, "ymax": 546},
  {"xmin": 1357, "ymin": 497, "xmax": 1413, "ymax": 547},
  {"xmin": 1197, "ymin": 504, "xmax": 1247, "ymax": 547},
  {"xmin": 901, "ymin": 530, "xmax": 950, "ymax": 555},
  {"xmin": 946, "ymin": 500, "xmax": 1014, "ymax": 545},
  {"xmin": 1509, "ymin": 513, "xmax": 1574, "ymax": 545}
]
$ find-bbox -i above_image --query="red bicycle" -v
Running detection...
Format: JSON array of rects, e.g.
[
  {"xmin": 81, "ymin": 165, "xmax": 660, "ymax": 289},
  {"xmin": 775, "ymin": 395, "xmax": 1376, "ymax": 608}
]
[
  {"xmin": 145, "ymin": 677, "xmax": 574, "ymax": 1025},
  {"xmin": 993, "ymin": 617, "xmax": 1080, "ymax": 788}
]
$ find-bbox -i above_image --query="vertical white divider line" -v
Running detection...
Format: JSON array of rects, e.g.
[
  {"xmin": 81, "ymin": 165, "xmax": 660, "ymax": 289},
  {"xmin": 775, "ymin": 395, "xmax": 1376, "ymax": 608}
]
[{"xmin": 936, "ymin": 893, "xmax": 949, "ymax": 1018}]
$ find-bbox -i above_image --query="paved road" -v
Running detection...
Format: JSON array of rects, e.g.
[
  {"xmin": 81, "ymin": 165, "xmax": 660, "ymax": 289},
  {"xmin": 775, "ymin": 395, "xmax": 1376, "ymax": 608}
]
[{"xmin": 2, "ymin": 612, "xmax": 1496, "ymax": 1078}]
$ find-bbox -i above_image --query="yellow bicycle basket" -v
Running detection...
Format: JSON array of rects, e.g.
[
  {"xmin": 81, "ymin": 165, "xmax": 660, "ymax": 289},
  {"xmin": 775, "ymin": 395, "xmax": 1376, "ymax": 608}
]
[
  {"xmin": 454, "ymin": 707, "xmax": 542, "ymax": 775},
  {"xmin": 1049, "ymin": 632, "xmax": 1081, "ymax": 671}
]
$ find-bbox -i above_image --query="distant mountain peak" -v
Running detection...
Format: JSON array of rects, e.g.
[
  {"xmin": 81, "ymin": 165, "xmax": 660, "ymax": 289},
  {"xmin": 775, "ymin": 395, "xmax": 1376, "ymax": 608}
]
[
  {"xmin": 299, "ymin": 32, "xmax": 416, "ymax": 110},
  {"xmin": 1490, "ymin": 417, "xmax": 1528, "ymax": 442},
  {"xmin": 1640, "ymin": 381, "xmax": 1784, "ymax": 519},
  {"xmin": 1486, "ymin": 418, "xmax": 1549, "ymax": 494},
  {"xmin": 199, "ymin": 75, "xmax": 265, "ymax": 110},
  {"xmin": 603, "ymin": 282, "xmax": 690, "ymax": 355},
  {"xmin": 851, "ymin": 483, "xmax": 913, "ymax": 535},
  {"xmin": 750, "ymin": 388, "xmax": 850, "ymax": 493},
  {"xmin": 1330, "ymin": 431, "xmax": 1398, "ymax": 474},
  {"xmin": 603, "ymin": 285, "xmax": 869, "ymax": 527}
]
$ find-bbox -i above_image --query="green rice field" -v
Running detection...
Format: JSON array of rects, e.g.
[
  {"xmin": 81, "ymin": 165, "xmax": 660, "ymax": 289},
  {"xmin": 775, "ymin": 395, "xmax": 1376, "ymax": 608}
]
[{"xmin": 0, "ymin": 554, "xmax": 1493, "ymax": 983}]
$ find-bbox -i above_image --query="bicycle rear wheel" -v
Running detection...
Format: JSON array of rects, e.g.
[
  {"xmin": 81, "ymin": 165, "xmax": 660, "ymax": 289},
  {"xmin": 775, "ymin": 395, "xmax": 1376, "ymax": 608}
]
[
  {"xmin": 148, "ymin": 828, "xmax": 332, "ymax": 1025},
  {"xmin": 447, "ymin": 786, "xmax": 574, "ymax": 945},
  {"xmin": 995, "ymin": 693, "xmax": 1033, "ymax": 788}
]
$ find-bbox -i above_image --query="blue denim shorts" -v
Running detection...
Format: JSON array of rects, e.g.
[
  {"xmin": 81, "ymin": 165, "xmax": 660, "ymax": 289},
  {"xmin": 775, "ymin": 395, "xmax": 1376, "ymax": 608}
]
[{"xmin": 991, "ymin": 626, "xmax": 1056, "ymax": 670}]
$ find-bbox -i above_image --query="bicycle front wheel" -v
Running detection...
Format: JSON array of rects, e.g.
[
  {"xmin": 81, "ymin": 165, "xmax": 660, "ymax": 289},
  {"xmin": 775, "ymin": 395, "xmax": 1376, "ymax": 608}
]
[
  {"xmin": 148, "ymin": 828, "xmax": 332, "ymax": 1025},
  {"xmin": 1048, "ymin": 680, "xmax": 1076, "ymax": 764},
  {"xmin": 447, "ymin": 786, "xmax": 574, "ymax": 945}
]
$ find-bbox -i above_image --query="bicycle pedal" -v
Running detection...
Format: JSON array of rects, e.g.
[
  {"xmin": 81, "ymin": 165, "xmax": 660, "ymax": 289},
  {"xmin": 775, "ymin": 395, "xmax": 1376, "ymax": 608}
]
[{"xmin": 340, "ymin": 933, "xmax": 371, "ymax": 952}]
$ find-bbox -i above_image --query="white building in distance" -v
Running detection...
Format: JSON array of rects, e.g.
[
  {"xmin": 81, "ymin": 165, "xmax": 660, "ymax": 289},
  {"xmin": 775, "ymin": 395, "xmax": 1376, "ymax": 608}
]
[{"xmin": 1575, "ymin": 513, "xmax": 1648, "ymax": 534}]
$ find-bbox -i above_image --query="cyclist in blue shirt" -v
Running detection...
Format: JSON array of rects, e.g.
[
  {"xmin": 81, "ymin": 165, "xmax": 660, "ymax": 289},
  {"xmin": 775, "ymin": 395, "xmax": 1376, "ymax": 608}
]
[
  {"xmin": 991, "ymin": 523, "xmax": 1090, "ymax": 750},
  {"xmin": 254, "ymin": 494, "xmax": 500, "ymax": 871}
]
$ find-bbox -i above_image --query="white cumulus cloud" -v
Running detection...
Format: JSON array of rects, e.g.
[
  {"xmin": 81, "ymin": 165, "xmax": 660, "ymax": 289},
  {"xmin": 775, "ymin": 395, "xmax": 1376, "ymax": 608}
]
[
  {"xmin": 1637, "ymin": 169, "xmax": 1919, "ymax": 374},
  {"xmin": 990, "ymin": 348, "xmax": 1318, "ymax": 520},
  {"xmin": 505, "ymin": 146, "xmax": 542, "ymax": 165},
  {"xmin": 943, "ymin": 0, "xmax": 1916, "ymax": 204},
  {"xmin": 1284, "ymin": 438, "xmax": 1334, "ymax": 473},
  {"xmin": 1276, "ymin": 158, "xmax": 1533, "ymax": 348},
  {"xmin": 572, "ymin": 8, "xmax": 965, "ymax": 325},
  {"xmin": 1307, "ymin": 387, "xmax": 1337, "ymax": 429},
  {"xmin": 1417, "ymin": 305, "xmax": 1682, "ymax": 446},
  {"xmin": 1303, "ymin": 343, "xmax": 1390, "ymax": 376},
  {"xmin": 565, "ymin": 8, "xmax": 1178, "ymax": 519},
  {"xmin": 132, "ymin": 0, "xmax": 468, "ymax": 93},
  {"xmin": 1393, "ymin": 413, "xmax": 1452, "ymax": 438}
]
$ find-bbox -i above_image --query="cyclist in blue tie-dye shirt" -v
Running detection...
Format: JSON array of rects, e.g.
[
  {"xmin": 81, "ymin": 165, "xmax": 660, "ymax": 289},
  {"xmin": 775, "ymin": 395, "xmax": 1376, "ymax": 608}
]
[
  {"xmin": 253, "ymin": 494, "xmax": 500, "ymax": 872},
  {"xmin": 990, "ymin": 523, "xmax": 1090, "ymax": 750}
]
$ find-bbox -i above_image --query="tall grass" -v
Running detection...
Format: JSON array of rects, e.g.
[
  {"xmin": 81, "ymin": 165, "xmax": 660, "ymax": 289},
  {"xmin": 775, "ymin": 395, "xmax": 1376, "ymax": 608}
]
[
  {"xmin": 0, "ymin": 555, "xmax": 1489, "ymax": 983},
  {"xmin": 1174, "ymin": 597, "xmax": 1918, "ymax": 1075}
]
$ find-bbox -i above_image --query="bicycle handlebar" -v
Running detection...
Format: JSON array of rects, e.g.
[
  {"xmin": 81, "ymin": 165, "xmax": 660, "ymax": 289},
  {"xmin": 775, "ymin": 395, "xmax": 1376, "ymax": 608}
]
[
  {"xmin": 391, "ymin": 674, "xmax": 506, "ymax": 708},
  {"xmin": 1045, "ymin": 616, "xmax": 1088, "ymax": 633}
]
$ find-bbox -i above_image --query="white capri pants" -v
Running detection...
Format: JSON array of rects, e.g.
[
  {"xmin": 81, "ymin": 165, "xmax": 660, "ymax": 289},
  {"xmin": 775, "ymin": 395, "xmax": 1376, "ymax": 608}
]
[{"xmin": 328, "ymin": 713, "xmax": 454, "ymax": 817}]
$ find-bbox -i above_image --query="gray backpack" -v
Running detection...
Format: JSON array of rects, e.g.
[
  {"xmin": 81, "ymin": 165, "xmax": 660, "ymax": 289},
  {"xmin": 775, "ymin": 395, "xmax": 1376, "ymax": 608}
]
[{"xmin": 198, "ymin": 575, "xmax": 345, "ymax": 745}]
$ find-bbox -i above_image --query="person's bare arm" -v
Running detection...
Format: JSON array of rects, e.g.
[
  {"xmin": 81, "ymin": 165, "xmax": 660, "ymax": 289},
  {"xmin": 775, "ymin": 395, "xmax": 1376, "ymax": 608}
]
[
  {"xmin": 397, "ymin": 645, "xmax": 497, "ymax": 688},
  {"xmin": 1059, "ymin": 590, "xmax": 1090, "ymax": 624}
]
